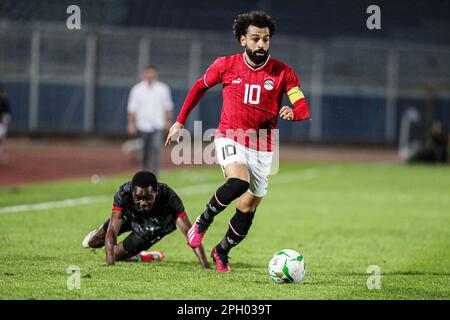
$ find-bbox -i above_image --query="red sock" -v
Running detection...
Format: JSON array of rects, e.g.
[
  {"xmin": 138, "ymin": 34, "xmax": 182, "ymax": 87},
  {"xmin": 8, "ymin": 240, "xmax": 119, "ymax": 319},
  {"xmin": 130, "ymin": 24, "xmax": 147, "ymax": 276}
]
[{"xmin": 137, "ymin": 252, "xmax": 154, "ymax": 262}]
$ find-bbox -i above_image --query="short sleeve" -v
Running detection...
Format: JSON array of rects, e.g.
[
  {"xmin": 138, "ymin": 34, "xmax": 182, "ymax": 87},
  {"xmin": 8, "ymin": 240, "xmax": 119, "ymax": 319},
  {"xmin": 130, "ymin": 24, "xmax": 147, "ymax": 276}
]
[
  {"xmin": 112, "ymin": 186, "xmax": 125, "ymax": 211},
  {"xmin": 167, "ymin": 187, "xmax": 185, "ymax": 217},
  {"xmin": 203, "ymin": 57, "xmax": 225, "ymax": 88},
  {"xmin": 284, "ymin": 67, "xmax": 301, "ymax": 93},
  {"xmin": 127, "ymin": 86, "xmax": 139, "ymax": 113}
]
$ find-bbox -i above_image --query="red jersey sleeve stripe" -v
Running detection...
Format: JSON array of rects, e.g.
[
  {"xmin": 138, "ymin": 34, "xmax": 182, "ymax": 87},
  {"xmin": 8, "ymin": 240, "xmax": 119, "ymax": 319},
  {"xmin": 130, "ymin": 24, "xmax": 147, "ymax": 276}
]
[
  {"xmin": 112, "ymin": 206, "xmax": 124, "ymax": 211},
  {"xmin": 177, "ymin": 211, "xmax": 187, "ymax": 218}
]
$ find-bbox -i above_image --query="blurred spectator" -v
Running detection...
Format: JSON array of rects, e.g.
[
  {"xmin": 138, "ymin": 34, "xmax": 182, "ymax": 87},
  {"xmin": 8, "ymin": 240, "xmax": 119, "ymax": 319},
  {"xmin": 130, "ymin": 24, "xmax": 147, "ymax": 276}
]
[
  {"xmin": 408, "ymin": 120, "xmax": 448, "ymax": 164},
  {"xmin": 0, "ymin": 84, "xmax": 12, "ymax": 164},
  {"xmin": 127, "ymin": 66, "xmax": 174, "ymax": 174}
]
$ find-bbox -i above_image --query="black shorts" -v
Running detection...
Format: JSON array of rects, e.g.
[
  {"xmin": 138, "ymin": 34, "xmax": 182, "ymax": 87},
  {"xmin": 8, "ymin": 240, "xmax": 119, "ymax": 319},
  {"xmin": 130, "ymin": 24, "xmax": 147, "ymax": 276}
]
[{"xmin": 102, "ymin": 217, "xmax": 163, "ymax": 259}]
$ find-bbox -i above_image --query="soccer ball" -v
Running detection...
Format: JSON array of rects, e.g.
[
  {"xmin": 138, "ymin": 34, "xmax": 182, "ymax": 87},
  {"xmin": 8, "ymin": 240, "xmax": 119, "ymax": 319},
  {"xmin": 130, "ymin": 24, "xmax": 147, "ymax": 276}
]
[{"xmin": 268, "ymin": 249, "xmax": 306, "ymax": 284}]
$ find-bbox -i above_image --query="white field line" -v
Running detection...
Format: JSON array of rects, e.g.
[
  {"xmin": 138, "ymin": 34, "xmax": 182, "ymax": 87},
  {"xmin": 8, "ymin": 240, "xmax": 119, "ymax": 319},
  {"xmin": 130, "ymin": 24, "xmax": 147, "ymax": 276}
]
[
  {"xmin": 0, "ymin": 167, "xmax": 339, "ymax": 215},
  {"xmin": 0, "ymin": 196, "xmax": 111, "ymax": 214}
]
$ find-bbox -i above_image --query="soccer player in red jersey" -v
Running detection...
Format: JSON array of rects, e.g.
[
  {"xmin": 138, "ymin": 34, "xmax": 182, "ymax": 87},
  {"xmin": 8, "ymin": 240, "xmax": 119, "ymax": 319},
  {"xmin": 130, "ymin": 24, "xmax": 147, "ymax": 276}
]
[{"xmin": 165, "ymin": 11, "xmax": 310, "ymax": 272}]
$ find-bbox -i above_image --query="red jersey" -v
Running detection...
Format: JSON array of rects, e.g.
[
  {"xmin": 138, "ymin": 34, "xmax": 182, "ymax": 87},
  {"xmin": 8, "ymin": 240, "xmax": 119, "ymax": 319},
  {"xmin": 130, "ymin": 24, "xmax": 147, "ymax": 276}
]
[{"xmin": 176, "ymin": 53, "xmax": 308, "ymax": 151}]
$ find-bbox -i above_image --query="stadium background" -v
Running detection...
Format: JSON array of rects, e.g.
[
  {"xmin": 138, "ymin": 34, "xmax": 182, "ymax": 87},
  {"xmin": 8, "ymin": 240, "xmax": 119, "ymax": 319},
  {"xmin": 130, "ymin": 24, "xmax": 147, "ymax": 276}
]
[
  {"xmin": 1, "ymin": 0, "xmax": 449, "ymax": 185},
  {"xmin": 1, "ymin": 0, "xmax": 450, "ymax": 141},
  {"xmin": 0, "ymin": 0, "xmax": 449, "ymax": 301}
]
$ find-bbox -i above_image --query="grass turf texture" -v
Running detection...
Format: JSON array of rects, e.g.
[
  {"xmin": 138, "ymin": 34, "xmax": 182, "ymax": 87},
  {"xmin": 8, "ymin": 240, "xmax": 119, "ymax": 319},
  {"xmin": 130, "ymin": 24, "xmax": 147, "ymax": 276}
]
[{"xmin": 0, "ymin": 163, "xmax": 449, "ymax": 299}]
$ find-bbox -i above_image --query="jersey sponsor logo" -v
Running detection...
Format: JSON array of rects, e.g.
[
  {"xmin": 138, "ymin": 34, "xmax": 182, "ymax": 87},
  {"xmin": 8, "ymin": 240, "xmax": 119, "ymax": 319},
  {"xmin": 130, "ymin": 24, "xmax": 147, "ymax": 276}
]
[
  {"xmin": 232, "ymin": 78, "xmax": 242, "ymax": 84},
  {"xmin": 264, "ymin": 79, "xmax": 275, "ymax": 91}
]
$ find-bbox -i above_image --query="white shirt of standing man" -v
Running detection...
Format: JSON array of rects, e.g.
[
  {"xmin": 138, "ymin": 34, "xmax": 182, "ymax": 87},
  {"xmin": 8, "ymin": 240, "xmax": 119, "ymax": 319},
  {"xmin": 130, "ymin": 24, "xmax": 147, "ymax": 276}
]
[{"xmin": 127, "ymin": 66, "xmax": 174, "ymax": 135}]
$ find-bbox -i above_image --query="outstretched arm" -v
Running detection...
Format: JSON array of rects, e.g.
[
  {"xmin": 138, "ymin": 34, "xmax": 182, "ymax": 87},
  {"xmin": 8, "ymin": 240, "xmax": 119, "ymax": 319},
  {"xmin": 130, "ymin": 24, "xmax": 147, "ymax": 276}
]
[
  {"xmin": 105, "ymin": 210, "xmax": 124, "ymax": 266},
  {"xmin": 165, "ymin": 57, "xmax": 224, "ymax": 146},
  {"xmin": 176, "ymin": 78, "xmax": 210, "ymax": 125},
  {"xmin": 165, "ymin": 79, "xmax": 209, "ymax": 146},
  {"xmin": 176, "ymin": 214, "xmax": 210, "ymax": 269}
]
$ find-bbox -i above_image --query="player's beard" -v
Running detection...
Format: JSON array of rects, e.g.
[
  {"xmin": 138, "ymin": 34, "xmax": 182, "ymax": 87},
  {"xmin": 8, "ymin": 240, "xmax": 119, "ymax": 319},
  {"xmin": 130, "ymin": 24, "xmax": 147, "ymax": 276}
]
[{"xmin": 245, "ymin": 46, "xmax": 269, "ymax": 66}]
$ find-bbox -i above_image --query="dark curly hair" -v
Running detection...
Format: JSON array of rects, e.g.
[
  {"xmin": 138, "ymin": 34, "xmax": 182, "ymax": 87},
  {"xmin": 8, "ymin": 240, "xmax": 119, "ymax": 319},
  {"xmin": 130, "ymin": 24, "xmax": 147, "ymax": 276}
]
[
  {"xmin": 232, "ymin": 11, "xmax": 277, "ymax": 42},
  {"xmin": 132, "ymin": 171, "xmax": 157, "ymax": 190}
]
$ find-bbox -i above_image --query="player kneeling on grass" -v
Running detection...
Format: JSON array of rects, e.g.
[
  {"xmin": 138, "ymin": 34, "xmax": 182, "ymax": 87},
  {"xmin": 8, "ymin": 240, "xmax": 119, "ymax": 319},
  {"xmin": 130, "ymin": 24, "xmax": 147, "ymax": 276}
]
[{"xmin": 82, "ymin": 171, "xmax": 209, "ymax": 268}]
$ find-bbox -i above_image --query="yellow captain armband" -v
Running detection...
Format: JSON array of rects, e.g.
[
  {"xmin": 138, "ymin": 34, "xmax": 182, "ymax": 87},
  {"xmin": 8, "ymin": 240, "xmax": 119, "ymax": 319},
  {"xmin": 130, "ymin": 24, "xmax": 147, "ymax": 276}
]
[{"xmin": 287, "ymin": 87, "xmax": 305, "ymax": 104}]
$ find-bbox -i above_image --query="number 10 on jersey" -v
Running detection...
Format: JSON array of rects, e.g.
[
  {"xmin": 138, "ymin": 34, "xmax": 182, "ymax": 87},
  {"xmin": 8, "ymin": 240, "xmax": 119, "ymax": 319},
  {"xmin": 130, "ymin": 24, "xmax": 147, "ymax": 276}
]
[{"xmin": 244, "ymin": 84, "xmax": 261, "ymax": 105}]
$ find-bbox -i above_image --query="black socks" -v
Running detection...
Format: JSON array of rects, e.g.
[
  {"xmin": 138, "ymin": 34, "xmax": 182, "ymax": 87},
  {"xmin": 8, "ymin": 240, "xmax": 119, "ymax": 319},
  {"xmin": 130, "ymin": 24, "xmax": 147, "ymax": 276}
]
[
  {"xmin": 198, "ymin": 178, "xmax": 249, "ymax": 233},
  {"xmin": 218, "ymin": 209, "xmax": 255, "ymax": 255}
]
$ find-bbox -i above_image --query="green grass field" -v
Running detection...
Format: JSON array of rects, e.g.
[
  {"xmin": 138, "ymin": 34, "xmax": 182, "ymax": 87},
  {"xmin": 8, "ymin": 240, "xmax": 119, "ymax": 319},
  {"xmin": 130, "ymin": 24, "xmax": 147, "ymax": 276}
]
[{"xmin": 0, "ymin": 162, "xmax": 449, "ymax": 300}]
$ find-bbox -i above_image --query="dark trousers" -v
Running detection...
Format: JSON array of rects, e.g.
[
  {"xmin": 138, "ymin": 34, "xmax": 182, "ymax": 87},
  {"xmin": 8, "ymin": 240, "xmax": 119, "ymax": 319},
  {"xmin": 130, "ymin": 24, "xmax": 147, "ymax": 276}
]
[{"xmin": 139, "ymin": 130, "xmax": 164, "ymax": 174}]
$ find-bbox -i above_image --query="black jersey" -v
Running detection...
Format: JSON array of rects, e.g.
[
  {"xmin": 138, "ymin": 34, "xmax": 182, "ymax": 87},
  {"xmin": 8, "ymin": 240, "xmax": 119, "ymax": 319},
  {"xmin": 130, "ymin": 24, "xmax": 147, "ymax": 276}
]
[{"xmin": 112, "ymin": 182, "xmax": 186, "ymax": 240}]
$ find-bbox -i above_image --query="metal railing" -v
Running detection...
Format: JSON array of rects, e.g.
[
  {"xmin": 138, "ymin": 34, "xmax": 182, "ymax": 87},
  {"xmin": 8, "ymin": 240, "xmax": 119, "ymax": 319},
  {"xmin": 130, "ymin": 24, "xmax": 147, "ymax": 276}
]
[{"xmin": 1, "ymin": 20, "xmax": 450, "ymax": 143}]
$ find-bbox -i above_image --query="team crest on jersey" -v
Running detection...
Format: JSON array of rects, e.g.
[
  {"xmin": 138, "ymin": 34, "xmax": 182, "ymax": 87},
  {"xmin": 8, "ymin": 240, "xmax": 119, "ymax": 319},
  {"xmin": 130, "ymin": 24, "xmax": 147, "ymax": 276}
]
[{"xmin": 264, "ymin": 79, "xmax": 275, "ymax": 91}]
